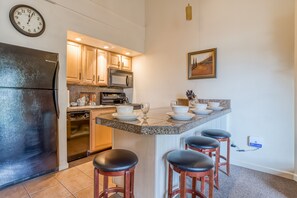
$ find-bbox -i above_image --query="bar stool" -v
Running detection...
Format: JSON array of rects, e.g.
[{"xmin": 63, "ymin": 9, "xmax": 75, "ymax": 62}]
[
  {"xmin": 185, "ymin": 136, "xmax": 220, "ymax": 189},
  {"xmin": 167, "ymin": 150, "xmax": 214, "ymax": 198},
  {"xmin": 201, "ymin": 129, "xmax": 231, "ymax": 176},
  {"xmin": 93, "ymin": 149, "xmax": 138, "ymax": 198}
]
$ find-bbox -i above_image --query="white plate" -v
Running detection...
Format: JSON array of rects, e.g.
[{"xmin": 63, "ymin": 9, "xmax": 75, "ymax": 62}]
[
  {"xmin": 207, "ymin": 106, "xmax": 224, "ymax": 111},
  {"xmin": 166, "ymin": 112, "xmax": 195, "ymax": 121},
  {"xmin": 112, "ymin": 113, "xmax": 138, "ymax": 121},
  {"xmin": 191, "ymin": 108, "xmax": 213, "ymax": 115}
]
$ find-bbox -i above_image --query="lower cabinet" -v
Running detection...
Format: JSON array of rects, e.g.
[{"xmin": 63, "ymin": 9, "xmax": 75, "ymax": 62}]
[{"xmin": 90, "ymin": 108, "xmax": 115, "ymax": 152}]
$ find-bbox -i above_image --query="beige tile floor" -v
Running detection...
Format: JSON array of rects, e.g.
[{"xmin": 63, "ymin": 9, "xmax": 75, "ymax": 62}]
[{"xmin": 0, "ymin": 161, "xmax": 116, "ymax": 198}]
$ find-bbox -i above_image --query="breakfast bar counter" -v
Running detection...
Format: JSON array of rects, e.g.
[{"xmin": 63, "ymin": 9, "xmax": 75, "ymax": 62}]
[{"xmin": 96, "ymin": 99, "xmax": 231, "ymax": 198}]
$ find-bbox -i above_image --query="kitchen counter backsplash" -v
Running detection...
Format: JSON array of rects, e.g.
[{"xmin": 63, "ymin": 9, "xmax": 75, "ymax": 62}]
[{"xmin": 67, "ymin": 84, "xmax": 122, "ymax": 105}]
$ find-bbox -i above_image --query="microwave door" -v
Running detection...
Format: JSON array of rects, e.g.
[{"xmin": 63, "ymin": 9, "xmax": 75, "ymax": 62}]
[{"xmin": 111, "ymin": 75, "xmax": 128, "ymax": 87}]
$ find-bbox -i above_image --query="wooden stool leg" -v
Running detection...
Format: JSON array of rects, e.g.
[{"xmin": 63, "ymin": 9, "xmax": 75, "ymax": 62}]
[
  {"xmin": 227, "ymin": 138, "xmax": 230, "ymax": 176},
  {"xmin": 168, "ymin": 165, "xmax": 173, "ymax": 198},
  {"xmin": 215, "ymin": 147, "xmax": 220, "ymax": 189},
  {"xmin": 94, "ymin": 168, "xmax": 99, "ymax": 198},
  {"xmin": 130, "ymin": 169, "xmax": 135, "ymax": 198},
  {"xmin": 180, "ymin": 171, "xmax": 186, "ymax": 198},
  {"xmin": 124, "ymin": 171, "xmax": 131, "ymax": 198},
  {"xmin": 200, "ymin": 176, "xmax": 205, "ymax": 194},
  {"xmin": 192, "ymin": 177, "xmax": 196, "ymax": 198},
  {"xmin": 103, "ymin": 176, "xmax": 108, "ymax": 198},
  {"xmin": 209, "ymin": 170, "xmax": 214, "ymax": 198}
]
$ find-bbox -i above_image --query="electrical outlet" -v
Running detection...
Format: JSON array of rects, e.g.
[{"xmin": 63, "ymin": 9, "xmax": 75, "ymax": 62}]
[{"xmin": 248, "ymin": 136, "xmax": 263, "ymax": 148}]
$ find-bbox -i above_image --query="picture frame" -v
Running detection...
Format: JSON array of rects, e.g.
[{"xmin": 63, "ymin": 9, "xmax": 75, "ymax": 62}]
[{"xmin": 188, "ymin": 48, "xmax": 217, "ymax": 79}]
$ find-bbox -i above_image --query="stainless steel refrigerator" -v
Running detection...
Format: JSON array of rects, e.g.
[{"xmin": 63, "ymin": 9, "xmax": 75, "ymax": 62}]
[{"xmin": 0, "ymin": 42, "xmax": 59, "ymax": 189}]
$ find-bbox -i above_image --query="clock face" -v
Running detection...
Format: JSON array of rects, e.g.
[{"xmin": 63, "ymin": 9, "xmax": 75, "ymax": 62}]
[{"xmin": 9, "ymin": 5, "xmax": 45, "ymax": 37}]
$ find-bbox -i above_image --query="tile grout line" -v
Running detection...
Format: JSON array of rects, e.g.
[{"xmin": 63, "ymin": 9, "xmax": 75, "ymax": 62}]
[
  {"xmin": 22, "ymin": 184, "xmax": 32, "ymax": 198},
  {"xmin": 55, "ymin": 173, "xmax": 77, "ymax": 198},
  {"xmin": 55, "ymin": 166, "xmax": 94, "ymax": 197}
]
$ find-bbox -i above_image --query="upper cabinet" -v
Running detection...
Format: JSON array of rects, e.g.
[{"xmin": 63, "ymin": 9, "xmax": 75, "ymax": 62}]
[
  {"xmin": 67, "ymin": 41, "xmax": 132, "ymax": 85},
  {"xmin": 121, "ymin": 55, "xmax": 132, "ymax": 71},
  {"xmin": 66, "ymin": 41, "xmax": 82, "ymax": 83},
  {"xmin": 82, "ymin": 46, "xmax": 97, "ymax": 85},
  {"xmin": 97, "ymin": 49, "xmax": 108, "ymax": 86},
  {"xmin": 108, "ymin": 52, "xmax": 132, "ymax": 71}
]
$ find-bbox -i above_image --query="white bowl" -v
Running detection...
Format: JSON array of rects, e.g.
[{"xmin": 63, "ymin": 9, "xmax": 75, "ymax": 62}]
[
  {"xmin": 171, "ymin": 105, "xmax": 189, "ymax": 115},
  {"xmin": 116, "ymin": 105, "xmax": 133, "ymax": 115},
  {"xmin": 194, "ymin": 103, "xmax": 207, "ymax": 110},
  {"xmin": 208, "ymin": 102, "xmax": 220, "ymax": 107}
]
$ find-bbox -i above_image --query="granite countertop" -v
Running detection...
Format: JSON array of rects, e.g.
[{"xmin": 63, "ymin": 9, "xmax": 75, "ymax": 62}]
[
  {"xmin": 67, "ymin": 105, "xmax": 115, "ymax": 112},
  {"xmin": 96, "ymin": 99, "xmax": 231, "ymax": 135}
]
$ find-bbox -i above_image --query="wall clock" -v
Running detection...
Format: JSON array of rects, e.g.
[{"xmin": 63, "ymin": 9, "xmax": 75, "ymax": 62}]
[{"xmin": 9, "ymin": 4, "xmax": 45, "ymax": 37}]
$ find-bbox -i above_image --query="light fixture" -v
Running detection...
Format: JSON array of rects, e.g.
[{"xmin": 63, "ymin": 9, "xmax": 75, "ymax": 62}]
[
  {"xmin": 186, "ymin": 3, "xmax": 192, "ymax": 21},
  {"xmin": 125, "ymin": 52, "xmax": 130, "ymax": 55},
  {"xmin": 75, "ymin": 37, "xmax": 82, "ymax": 41},
  {"xmin": 103, "ymin": 46, "xmax": 109, "ymax": 49}
]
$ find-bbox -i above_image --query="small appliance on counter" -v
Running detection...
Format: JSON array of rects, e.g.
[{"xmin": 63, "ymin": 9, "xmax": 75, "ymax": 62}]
[{"xmin": 100, "ymin": 92, "xmax": 141, "ymax": 110}]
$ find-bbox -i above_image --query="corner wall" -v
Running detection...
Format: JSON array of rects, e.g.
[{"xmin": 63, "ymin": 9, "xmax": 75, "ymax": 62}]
[
  {"xmin": 295, "ymin": 0, "xmax": 297, "ymax": 181},
  {"xmin": 0, "ymin": 0, "xmax": 145, "ymax": 170},
  {"xmin": 133, "ymin": 0, "xmax": 295, "ymax": 178}
]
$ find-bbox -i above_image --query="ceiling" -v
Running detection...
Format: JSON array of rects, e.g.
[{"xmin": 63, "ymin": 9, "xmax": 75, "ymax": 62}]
[{"xmin": 67, "ymin": 31, "xmax": 142, "ymax": 57}]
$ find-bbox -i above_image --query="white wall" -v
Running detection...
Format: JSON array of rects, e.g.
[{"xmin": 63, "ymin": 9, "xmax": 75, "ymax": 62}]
[
  {"xmin": 0, "ymin": 0, "xmax": 145, "ymax": 169},
  {"xmin": 133, "ymin": 0, "xmax": 295, "ymax": 178},
  {"xmin": 295, "ymin": 0, "xmax": 297, "ymax": 181}
]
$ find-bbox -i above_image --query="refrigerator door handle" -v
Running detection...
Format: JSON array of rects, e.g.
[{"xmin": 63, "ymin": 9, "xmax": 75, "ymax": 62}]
[{"xmin": 53, "ymin": 62, "xmax": 60, "ymax": 118}]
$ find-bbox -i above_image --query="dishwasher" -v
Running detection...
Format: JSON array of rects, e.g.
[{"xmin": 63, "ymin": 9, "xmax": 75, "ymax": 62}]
[{"xmin": 67, "ymin": 111, "xmax": 90, "ymax": 162}]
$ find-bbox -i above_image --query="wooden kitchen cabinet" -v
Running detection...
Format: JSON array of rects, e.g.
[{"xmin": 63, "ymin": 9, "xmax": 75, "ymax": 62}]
[
  {"xmin": 96, "ymin": 49, "xmax": 108, "ymax": 86},
  {"xmin": 82, "ymin": 45, "xmax": 97, "ymax": 85},
  {"xmin": 90, "ymin": 108, "xmax": 115, "ymax": 152},
  {"xmin": 108, "ymin": 52, "xmax": 132, "ymax": 71},
  {"xmin": 66, "ymin": 41, "xmax": 82, "ymax": 83},
  {"xmin": 121, "ymin": 55, "xmax": 132, "ymax": 71},
  {"xmin": 108, "ymin": 52, "xmax": 121, "ymax": 69}
]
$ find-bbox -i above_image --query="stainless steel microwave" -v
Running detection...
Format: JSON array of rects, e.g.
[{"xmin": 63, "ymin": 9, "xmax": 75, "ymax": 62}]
[{"xmin": 108, "ymin": 68, "xmax": 133, "ymax": 88}]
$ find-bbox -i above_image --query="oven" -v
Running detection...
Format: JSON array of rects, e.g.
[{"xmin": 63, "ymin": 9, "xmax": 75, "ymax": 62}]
[
  {"xmin": 100, "ymin": 92, "xmax": 141, "ymax": 109},
  {"xmin": 67, "ymin": 110, "xmax": 90, "ymax": 162}
]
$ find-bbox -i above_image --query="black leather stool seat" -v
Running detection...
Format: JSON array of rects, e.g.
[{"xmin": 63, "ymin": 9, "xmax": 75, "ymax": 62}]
[
  {"xmin": 201, "ymin": 129, "xmax": 231, "ymax": 139},
  {"xmin": 167, "ymin": 150, "xmax": 214, "ymax": 172},
  {"xmin": 93, "ymin": 149, "xmax": 138, "ymax": 172},
  {"xmin": 185, "ymin": 136, "xmax": 220, "ymax": 149}
]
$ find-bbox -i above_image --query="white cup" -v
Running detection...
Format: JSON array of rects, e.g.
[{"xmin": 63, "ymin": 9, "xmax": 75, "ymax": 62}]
[
  {"xmin": 172, "ymin": 105, "xmax": 189, "ymax": 115},
  {"xmin": 116, "ymin": 105, "xmax": 133, "ymax": 115},
  {"xmin": 194, "ymin": 103, "xmax": 207, "ymax": 110},
  {"xmin": 208, "ymin": 102, "xmax": 220, "ymax": 107}
]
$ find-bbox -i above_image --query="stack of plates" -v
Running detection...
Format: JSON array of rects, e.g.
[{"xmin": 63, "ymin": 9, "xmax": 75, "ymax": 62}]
[
  {"xmin": 166, "ymin": 112, "xmax": 195, "ymax": 121},
  {"xmin": 191, "ymin": 108, "xmax": 213, "ymax": 115},
  {"xmin": 207, "ymin": 106, "xmax": 224, "ymax": 111},
  {"xmin": 112, "ymin": 113, "xmax": 139, "ymax": 121}
]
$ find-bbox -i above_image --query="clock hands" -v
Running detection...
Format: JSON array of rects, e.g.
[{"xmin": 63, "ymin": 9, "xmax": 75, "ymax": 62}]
[{"xmin": 27, "ymin": 12, "xmax": 35, "ymax": 25}]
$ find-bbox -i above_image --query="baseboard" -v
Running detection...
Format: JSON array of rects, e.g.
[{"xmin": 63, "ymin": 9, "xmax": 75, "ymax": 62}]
[
  {"xmin": 58, "ymin": 162, "xmax": 69, "ymax": 171},
  {"xmin": 294, "ymin": 174, "xmax": 297, "ymax": 182},
  {"xmin": 231, "ymin": 159, "xmax": 295, "ymax": 180}
]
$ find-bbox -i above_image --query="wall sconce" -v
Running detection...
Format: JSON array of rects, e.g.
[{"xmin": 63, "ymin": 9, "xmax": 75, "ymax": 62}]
[{"xmin": 186, "ymin": 3, "xmax": 192, "ymax": 21}]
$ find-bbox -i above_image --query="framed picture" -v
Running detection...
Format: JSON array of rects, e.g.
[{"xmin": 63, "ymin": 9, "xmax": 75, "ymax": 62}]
[{"xmin": 188, "ymin": 48, "xmax": 217, "ymax": 79}]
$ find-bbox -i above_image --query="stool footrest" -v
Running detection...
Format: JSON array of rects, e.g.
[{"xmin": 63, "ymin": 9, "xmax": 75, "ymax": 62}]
[
  {"xmin": 171, "ymin": 188, "xmax": 207, "ymax": 198},
  {"xmin": 99, "ymin": 187, "xmax": 124, "ymax": 197}
]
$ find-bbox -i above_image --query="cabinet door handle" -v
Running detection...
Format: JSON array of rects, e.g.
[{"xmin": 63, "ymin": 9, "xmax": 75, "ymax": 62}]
[
  {"xmin": 97, "ymin": 75, "xmax": 100, "ymax": 82},
  {"xmin": 118, "ymin": 61, "xmax": 120, "ymax": 66},
  {"xmin": 79, "ymin": 73, "xmax": 81, "ymax": 80},
  {"xmin": 93, "ymin": 75, "xmax": 95, "ymax": 81}
]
